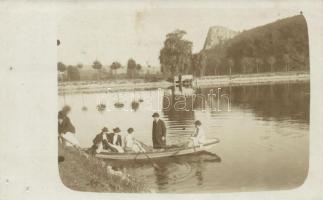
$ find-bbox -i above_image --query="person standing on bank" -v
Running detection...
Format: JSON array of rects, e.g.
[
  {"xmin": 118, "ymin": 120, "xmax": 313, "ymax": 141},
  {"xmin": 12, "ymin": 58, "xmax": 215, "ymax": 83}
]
[
  {"xmin": 58, "ymin": 105, "xmax": 75, "ymax": 135},
  {"xmin": 152, "ymin": 112, "xmax": 166, "ymax": 149},
  {"xmin": 58, "ymin": 105, "xmax": 79, "ymax": 146}
]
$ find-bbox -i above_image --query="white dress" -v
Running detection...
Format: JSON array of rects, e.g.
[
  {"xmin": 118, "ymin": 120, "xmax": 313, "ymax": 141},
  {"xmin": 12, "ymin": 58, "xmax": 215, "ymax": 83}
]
[
  {"xmin": 191, "ymin": 127, "xmax": 206, "ymax": 147},
  {"xmin": 124, "ymin": 133, "xmax": 145, "ymax": 152}
]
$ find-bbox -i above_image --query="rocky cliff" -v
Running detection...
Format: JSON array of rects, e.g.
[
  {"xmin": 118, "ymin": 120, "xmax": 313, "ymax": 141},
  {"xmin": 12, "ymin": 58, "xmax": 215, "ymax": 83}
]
[
  {"xmin": 203, "ymin": 26, "xmax": 237, "ymax": 50},
  {"xmin": 202, "ymin": 15, "xmax": 309, "ymax": 75}
]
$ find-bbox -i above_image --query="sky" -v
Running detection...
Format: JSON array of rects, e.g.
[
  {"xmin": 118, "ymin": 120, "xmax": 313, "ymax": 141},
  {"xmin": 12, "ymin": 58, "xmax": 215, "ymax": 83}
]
[{"xmin": 57, "ymin": 1, "xmax": 305, "ymax": 68}]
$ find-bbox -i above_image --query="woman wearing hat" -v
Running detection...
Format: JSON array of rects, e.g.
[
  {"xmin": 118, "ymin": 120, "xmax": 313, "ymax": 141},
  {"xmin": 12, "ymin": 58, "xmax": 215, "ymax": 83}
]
[{"xmin": 190, "ymin": 120, "xmax": 206, "ymax": 147}]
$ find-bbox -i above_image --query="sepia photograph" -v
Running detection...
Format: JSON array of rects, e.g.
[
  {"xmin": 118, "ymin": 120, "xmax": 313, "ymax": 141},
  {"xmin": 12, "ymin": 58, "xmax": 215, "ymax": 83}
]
[{"xmin": 56, "ymin": 3, "xmax": 311, "ymax": 193}]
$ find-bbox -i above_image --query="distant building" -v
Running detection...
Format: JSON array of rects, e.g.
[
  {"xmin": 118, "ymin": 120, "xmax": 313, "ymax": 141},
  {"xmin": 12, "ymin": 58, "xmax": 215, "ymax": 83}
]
[{"xmin": 174, "ymin": 74, "xmax": 193, "ymax": 86}]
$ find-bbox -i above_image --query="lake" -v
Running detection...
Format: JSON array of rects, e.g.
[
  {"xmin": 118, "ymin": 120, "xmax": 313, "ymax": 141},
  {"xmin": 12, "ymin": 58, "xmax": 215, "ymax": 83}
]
[{"xmin": 58, "ymin": 82, "xmax": 309, "ymax": 193}]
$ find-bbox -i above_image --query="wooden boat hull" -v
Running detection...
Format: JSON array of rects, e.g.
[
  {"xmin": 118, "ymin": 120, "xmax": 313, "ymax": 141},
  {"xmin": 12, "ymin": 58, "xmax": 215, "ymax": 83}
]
[{"xmin": 95, "ymin": 139, "xmax": 220, "ymax": 160}]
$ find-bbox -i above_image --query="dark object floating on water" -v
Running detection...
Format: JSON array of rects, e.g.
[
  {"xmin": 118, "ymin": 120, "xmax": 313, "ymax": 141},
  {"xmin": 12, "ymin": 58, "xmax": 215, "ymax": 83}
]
[
  {"xmin": 82, "ymin": 106, "xmax": 88, "ymax": 111},
  {"xmin": 97, "ymin": 103, "xmax": 106, "ymax": 111},
  {"xmin": 139, "ymin": 98, "xmax": 144, "ymax": 103},
  {"xmin": 182, "ymin": 127, "xmax": 186, "ymax": 130},
  {"xmin": 131, "ymin": 101, "xmax": 140, "ymax": 111},
  {"xmin": 114, "ymin": 102, "xmax": 124, "ymax": 108}
]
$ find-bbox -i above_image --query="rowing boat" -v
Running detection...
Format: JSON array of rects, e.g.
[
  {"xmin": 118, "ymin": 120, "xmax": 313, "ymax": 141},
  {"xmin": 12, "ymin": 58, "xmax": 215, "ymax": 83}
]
[{"xmin": 95, "ymin": 138, "xmax": 220, "ymax": 160}]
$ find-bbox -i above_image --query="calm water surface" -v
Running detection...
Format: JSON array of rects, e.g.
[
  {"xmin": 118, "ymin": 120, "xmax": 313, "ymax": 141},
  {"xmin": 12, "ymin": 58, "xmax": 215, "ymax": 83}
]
[{"xmin": 59, "ymin": 82, "xmax": 309, "ymax": 192}]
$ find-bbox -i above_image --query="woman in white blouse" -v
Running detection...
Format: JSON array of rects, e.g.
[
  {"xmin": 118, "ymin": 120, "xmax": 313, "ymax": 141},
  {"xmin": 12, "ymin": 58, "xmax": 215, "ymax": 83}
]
[{"xmin": 190, "ymin": 120, "xmax": 206, "ymax": 147}]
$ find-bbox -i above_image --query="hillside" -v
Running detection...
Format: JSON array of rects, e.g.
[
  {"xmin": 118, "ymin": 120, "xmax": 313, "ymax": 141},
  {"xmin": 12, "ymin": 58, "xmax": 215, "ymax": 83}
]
[
  {"xmin": 203, "ymin": 26, "xmax": 237, "ymax": 50},
  {"xmin": 202, "ymin": 14, "xmax": 309, "ymax": 75}
]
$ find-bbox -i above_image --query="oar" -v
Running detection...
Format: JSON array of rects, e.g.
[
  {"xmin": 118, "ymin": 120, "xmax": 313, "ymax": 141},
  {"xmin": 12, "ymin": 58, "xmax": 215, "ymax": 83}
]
[
  {"xmin": 59, "ymin": 135, "xmax": 90, "ymax": 156},
  {"xmin": 136, "ymin": 140, "xmax": 160, "ymax": 170}
]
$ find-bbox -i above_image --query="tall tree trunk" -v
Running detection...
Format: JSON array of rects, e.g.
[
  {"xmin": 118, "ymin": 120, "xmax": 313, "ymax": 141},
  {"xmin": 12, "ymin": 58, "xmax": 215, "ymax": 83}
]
[
  {"xmin": 229, "ymin": 67, "xmax": 232, "ymax": 79},
  {"xmin": 270, "ymin": 64, "xmax": 273, "ymax": 73}
]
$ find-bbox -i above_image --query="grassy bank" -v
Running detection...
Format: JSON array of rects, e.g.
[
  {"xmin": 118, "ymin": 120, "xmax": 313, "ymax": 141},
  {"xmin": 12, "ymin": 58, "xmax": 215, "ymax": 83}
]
[
  {"xmin": 58, "ymin": 144, "xmax": 148, "ymax": 192},
  {"xmin": 58, "ymin": 71, "xmax": 309, "ymax": 94}
]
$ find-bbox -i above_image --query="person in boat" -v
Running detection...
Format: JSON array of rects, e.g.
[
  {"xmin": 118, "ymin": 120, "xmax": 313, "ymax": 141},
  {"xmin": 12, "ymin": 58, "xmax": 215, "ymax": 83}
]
[
  {"xmin": 91, "ymin": 127, "xmax": 110, "ymax": 153},
  {"xmin": 107, "ymin": 127, "xmax": 124, "ymax": 153},
  {"xmin": 124, "ymin": 128, "xmax": 146, "ymax": 153},
  {"xmin": 190, "ymin": 120, "xmax": 206, "ymax": 147},
  {"xmin": 152, "ymin": 112, "xmax": 166, "ymax": 149},
  {"xmin": 110, "ymin": 127, "xmax": 122, "ymax": 146}
]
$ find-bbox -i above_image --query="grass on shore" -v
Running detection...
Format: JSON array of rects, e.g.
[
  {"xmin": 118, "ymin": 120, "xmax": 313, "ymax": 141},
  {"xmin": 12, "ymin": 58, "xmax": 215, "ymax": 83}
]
[{"xmin": 58, "ymin": 144, "xmax": 148, "ymax": 193}]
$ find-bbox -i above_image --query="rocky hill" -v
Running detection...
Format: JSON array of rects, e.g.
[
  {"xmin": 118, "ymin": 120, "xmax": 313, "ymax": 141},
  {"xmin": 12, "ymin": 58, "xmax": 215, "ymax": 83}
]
[
  {"xmin": 201, "ymin": 14, "xmax": 309, "ymax": 75},
  {"xmin": 203, "ymin": 26, "xmax": 237, "ymax": 50}
]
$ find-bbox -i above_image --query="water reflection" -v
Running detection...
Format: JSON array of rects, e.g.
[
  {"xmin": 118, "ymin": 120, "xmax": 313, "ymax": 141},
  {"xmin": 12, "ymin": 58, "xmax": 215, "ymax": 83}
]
[
  {"xmin": 59, "ymin": 82, "xmax": 309, "ymax": 192},
  {"xmin": 106, "ymin": 152, "xmax": 221, "ymax": 191},
  {"xmin": 163, "ymin": 86, "xmax": 195, "ymax": 123},
  {"xmin": 226, "ymin": 83, "xmax": 310, "ymax": 123}
]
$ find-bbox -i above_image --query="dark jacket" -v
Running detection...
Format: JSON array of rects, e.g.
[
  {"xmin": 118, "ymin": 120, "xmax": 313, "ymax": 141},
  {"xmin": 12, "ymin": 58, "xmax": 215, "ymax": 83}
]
[
  {"xmin": 58, "ymin": 111, "xmax": 75, "ymax": 134},
  {"xmin": 108, "ymin": 133, "xmax": 122, "ymax": 146},
  {"xmin": 152, "ymin": 119, "xmax": 166, "ymax": 148},
  {"xmin": 92, "ymin": 132, "xmax": 110, "ymax": 150}
]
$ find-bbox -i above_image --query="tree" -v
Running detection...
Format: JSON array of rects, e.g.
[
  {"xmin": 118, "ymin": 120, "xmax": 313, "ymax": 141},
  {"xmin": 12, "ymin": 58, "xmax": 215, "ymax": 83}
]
[
  {"xmin": 283, "ymin": 54, "xmax": 290, "ymax": 72},
  {"xmin": 240, "ymin": 57, "xmax": 248, "ymax": 74},
  {"xmin": 66, "ymin": 65, "xmax": 80, "ymax": 81},
  {"xmin": 77, "ymin": 63, "xmax": 83, "ymax": 69},
  {"xmin": 255, "ymin": 58, "xmax": 264, "ymax": 73},
  {"xmin": 127, "ymin": 58, "xmax": 136, "ymax": 78},
  {"xmin": 199, "ymin": 53, "xmax": 207, "ymax": 76},
  {"xmin": 267, "ymin": 56, "xmax": 276, "ymax": 72},
  {"xmin": 191, "ymin": 53, "xmax": 207, "ymax": 77},
  {"xmin": 57, "ymin": 62, "xmax": 66, "ymax": 81},
  {"xmin": 159, "ymin": 29, "xmax": 193, "ymax": 78},
  {"xmin": 191, "ymin": 54, "xmax": 200, "ymax": 77},
  {"xmin": 92, "ymin": 60, "xmax": 103, "ymax": 80},
  {"xmin": 227, "ymin": 59, "xmax": 234, "ymax": 77},
  {"xmin": 241, "ymin": 57, "xmax": 254, "ymax": 74},
  {"xmin": 57, "ymin": 62, "xmax": 66, "ymax": 72},
  {"xmin": 212, "ymin": 57, "xmax": 221, "ymax": 75},
  {"xmin": 110, "ymin": 62, "xmax": 121, "ymax": 79},
  {"xmin": 136, "ymin": 64, "xmax": 142, "ymax": 77}
]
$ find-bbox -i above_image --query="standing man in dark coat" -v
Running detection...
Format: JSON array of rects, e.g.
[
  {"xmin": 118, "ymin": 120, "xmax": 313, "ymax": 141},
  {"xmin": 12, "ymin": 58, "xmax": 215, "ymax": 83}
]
[{"xmin": 152, "ymin": 113, "xmax": 166, "ymax": 149}]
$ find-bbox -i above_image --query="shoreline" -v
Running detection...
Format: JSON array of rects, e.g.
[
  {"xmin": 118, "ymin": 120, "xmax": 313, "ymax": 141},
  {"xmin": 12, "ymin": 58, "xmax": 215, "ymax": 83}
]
[
  {"xmin": 58, "ymin": 144, "xmax": 148, "ymax": 192},
  {"xmin": 58, "ymin": 71, "xmax": 310, "ymax": 94}
]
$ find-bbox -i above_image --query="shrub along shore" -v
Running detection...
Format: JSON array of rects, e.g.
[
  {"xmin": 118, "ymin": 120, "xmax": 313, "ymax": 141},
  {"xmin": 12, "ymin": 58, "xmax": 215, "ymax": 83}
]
[
  {"xmin": 58, "ymin": 144, "xmax": 148, "ymax": 192},
  {"xmin": 58, "ymin": 71, "xmax": 310, "ymax": 95}
]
